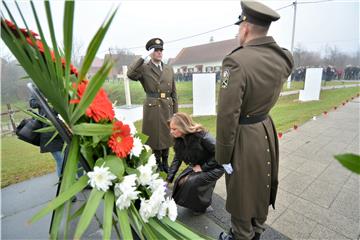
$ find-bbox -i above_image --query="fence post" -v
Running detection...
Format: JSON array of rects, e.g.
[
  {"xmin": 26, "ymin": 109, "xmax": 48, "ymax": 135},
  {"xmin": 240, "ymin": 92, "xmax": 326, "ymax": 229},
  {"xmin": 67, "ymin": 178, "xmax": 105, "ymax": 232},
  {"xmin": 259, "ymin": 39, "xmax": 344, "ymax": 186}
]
[{"xmin": 7, "ymin": 103, "xmax": 16, "ymax": 133}]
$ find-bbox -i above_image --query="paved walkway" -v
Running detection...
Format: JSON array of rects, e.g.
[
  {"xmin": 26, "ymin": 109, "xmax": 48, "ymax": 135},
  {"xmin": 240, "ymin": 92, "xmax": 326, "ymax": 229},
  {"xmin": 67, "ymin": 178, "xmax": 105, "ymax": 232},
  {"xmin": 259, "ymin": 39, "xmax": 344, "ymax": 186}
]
[
  {"xmin": 2, "ymin": 97, "xmax": 359, "ymax": 239},
  {"xmin": 214, "ymin": 97, "xmax": 360, "ymax": 239}
]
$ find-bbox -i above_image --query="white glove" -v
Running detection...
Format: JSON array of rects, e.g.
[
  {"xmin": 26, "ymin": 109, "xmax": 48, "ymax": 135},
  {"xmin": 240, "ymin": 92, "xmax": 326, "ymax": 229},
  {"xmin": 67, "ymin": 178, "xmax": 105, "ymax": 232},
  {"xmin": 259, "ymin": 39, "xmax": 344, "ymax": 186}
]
[
  {"xmin": 222, "ymin": 163, "xmax": 233, "ymax": 174},
  {"xmin": 141, "ymin": 48, "xmax": 154, "ymax": 60}
]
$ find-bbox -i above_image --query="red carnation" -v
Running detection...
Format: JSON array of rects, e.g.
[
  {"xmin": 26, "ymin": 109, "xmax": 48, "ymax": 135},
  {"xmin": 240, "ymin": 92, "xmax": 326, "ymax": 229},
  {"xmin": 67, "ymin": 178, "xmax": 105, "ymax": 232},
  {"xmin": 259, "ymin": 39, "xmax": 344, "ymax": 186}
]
[
  {"xmin": 108, "ymin": 121, "xmax": 133, "ymax": 158},
  {"xmin": 278, "ymin": 132, "xmax": 283, "ymax": 139},
  {"xmin": 71, "ymin": 80, "xmax": 115, "ymax": 122}
]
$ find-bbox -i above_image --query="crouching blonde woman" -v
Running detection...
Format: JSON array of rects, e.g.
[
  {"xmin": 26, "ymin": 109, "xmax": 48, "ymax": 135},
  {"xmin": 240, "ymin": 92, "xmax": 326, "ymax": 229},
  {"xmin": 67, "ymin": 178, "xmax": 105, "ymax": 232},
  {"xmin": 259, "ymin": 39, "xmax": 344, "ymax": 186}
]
[{"xmin": 166, "ymin": 112, "xmax": 224, "ymax": 214}]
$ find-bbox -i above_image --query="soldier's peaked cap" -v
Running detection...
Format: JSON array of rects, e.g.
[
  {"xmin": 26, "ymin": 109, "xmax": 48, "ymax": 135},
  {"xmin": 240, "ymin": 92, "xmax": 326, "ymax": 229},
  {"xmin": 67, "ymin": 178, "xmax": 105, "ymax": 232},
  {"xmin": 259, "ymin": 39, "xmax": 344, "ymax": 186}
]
[
  {"xmin": 145, "ymin": 38, "xmax": 164, "ymax": 51},
  {"xmin": 235, "ymin": 0, "xmax": 280, "ymax": 27}
]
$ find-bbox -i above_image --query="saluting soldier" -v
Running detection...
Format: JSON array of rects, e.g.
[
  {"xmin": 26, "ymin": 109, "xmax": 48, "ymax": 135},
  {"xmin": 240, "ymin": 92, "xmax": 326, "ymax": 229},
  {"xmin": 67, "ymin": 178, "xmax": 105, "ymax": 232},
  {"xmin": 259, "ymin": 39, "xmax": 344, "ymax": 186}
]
[
  {"xmin": 127, "ymin": 38, "xmax": 178, "ymax": 173},
  {"xmin": 216, "ymin": 1, "xmax": 294, "ymax": 240}
]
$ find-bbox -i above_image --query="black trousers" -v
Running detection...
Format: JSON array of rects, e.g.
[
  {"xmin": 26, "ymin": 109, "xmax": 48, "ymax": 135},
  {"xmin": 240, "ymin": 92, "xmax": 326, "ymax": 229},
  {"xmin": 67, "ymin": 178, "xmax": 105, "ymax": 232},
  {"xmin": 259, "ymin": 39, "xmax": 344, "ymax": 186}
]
[{"xmin": 153, "ymin": 148, "xmax": 169, "ymax": 173}]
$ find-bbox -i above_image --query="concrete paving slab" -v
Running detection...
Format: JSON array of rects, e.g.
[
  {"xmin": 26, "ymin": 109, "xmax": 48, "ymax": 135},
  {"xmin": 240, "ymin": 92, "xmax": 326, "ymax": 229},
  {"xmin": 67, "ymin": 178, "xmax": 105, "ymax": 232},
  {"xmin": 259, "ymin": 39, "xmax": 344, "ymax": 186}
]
[
  {"xmin": 275, "ymin": 189, "xmax": 298, "ymax": 208},
  {"xmin": 330, "ymin": 188, "xmax": 359, "ymax": 222},
  {"xmin": 294, "ymin": 160, "xmax": 329, "ymax": 178},
  {"xmin": 300, "ymin": 179, "xmax": 342, "ymax": 208},
  {"xmin": 1, "ymin": 173, "xmax": 58, "ymax": 217},
  {"xmin": 309, "ymin": 224, "xmax": 351, "ymax": 240},
  {"xmin": 343, "ymin": 174, "xmax": 360, "ymax": 193},
  {"xmin": 266, "ymin": 202, "xmax": 287, "ymax": 225},
  {"xmin": 289, "ymin": 197, "xmax": 358, "ymax": 239},
  {"xmin": 279, "ymin": 155, "xmax": 308, "ymax": 171},
  {"xmin": 271, "ymin": 209, "xmax": 317, "ymax": 239},
  {"xmin": 279, "ymin": 171, "xmax": 315, "ymax": 196},
  {"xmin": 317, "ymin": 163, "xmax": 351, "ymax": 186}
]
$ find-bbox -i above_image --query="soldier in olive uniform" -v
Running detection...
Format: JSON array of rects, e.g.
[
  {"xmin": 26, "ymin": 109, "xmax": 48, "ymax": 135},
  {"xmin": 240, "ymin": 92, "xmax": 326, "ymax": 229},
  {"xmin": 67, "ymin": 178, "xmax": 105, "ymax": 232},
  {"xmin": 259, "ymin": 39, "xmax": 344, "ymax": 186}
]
[
  {"xmin": 127, "ymin": 38, "xmax": 178, "ymax": 173},
  {"xmin": 216, "ymin": 1, "xmax": 294, "ymax": 240}
]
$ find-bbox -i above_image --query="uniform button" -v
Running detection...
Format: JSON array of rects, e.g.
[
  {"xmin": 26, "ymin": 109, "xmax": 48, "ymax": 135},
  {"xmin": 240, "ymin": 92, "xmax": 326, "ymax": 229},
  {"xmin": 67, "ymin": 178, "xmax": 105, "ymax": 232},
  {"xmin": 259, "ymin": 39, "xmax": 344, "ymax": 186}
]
[
  {"xmin": 246, "ymin": 114, "xmax": 250, "ymax": 118},
  {"xmin": 266, "ymin": 149, "xmax": 270, "ymax": 152},
  {"xmin": 267, "ymin": 185, "xmax": 270, "ymax": 188},
  {"xmin": 265, "ymin": 136, "xmax": 268, "ymax": 139},
  {"xmin": 267, "ymin": 173, "xmax": 270, "ymax": 177},
  {"xmin": 267, "ymin": 162, "xmax": 270, "ymax": 165}
]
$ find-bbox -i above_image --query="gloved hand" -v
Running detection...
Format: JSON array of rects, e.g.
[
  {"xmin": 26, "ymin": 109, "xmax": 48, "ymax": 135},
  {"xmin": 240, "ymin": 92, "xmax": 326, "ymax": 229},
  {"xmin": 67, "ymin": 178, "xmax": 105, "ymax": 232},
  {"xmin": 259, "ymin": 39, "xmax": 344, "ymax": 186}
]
[
  {"xmin": 142, "ymin": 48, "xmax": 155, "ymax": 60},
  {"xmin": 222, "ymin": 163, "xmax": 233, "ymax": 174}
]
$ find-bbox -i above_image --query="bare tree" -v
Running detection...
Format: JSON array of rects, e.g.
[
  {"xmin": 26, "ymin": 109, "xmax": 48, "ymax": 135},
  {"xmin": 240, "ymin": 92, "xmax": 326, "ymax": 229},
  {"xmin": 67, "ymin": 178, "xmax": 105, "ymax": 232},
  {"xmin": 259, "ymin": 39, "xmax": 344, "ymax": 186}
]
[{"xmin": 71, "ymin": 38, "xmax": 85, "ymax": 68}]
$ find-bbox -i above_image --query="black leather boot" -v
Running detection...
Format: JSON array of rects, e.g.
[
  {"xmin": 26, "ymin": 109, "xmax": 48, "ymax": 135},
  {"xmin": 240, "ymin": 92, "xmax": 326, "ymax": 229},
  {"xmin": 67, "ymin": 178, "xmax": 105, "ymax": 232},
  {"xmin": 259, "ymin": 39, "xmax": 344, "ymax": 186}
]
[
  {"xmin": 161, "ymin": 148, "xmax": 169, "ymax": 173},
  {"xmin": 252, "ymin": 232, "xmax": 261, "ymax": 240},
  {"xmin": 153, "ymin": 150, "xmax": 163, "ymax": 172}
]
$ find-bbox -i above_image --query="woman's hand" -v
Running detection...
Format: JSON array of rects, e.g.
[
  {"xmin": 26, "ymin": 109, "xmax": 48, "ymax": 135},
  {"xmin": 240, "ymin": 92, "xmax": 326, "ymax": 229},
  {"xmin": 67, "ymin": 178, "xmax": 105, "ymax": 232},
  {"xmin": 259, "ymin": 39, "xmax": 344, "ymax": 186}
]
[{"xmin": 192, "ymin": 164, "xmax": 202, "ymax": 172}]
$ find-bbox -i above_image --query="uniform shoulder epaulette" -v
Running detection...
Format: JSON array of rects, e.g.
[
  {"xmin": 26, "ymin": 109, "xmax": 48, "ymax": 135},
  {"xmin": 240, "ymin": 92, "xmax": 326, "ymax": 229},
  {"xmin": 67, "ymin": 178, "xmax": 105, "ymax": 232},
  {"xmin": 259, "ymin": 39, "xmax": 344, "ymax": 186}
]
[{"xmin": 228, "ymin": 46, "xmax": 243, "ymax": 55}]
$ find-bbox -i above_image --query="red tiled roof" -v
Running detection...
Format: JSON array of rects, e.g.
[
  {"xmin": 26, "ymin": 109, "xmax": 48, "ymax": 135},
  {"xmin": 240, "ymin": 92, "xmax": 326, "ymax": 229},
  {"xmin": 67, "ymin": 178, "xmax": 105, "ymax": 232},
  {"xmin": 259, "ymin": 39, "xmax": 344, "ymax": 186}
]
[{"xmin": 171, "ymin": 38, "xmax": 238, "ymax": 65}]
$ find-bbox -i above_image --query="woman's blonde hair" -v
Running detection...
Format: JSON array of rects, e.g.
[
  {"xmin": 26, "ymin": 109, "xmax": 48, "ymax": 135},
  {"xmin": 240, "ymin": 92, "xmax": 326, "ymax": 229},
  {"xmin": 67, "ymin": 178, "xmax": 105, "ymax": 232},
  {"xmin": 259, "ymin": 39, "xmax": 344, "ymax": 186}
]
[{"xmin": 169, "ymin": 112, "xmax": 205, "ymax": 135}]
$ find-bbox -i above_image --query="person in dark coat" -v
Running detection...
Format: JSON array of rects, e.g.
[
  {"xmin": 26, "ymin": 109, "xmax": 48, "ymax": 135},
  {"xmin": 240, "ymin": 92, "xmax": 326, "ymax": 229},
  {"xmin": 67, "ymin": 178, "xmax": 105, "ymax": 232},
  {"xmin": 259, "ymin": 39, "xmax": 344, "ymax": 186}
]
[
  {"xmin": 166, "ymin": 112, "xmax": 224, "ymax": 214},
  {"xmin": 127, "ymin": 38, "xmax": 178, "ymax": 173},
  {"xmin": 216, "ymin": 1, "xmax": 294, "ymax": 240},
  {"xmin": 29, "ymin": 95, "xmax": 64, "ymax": 177}
]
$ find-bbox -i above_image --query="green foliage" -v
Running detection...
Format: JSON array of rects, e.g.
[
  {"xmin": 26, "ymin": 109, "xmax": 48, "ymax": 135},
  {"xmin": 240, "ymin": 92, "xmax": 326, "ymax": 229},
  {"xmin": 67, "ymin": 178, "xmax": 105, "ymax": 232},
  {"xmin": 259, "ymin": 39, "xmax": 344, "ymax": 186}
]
[{"xmin": 334, "ymin": 153, "xmax": 360, "ymax": 174}]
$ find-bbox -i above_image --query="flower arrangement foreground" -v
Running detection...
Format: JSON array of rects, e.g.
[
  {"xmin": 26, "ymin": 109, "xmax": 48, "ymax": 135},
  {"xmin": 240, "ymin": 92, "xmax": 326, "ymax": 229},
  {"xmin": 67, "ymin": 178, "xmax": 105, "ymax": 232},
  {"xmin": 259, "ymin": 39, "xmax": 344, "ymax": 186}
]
[{"xmin": 1, "ymin": 2, "xmax": 209, "ymax": 239}]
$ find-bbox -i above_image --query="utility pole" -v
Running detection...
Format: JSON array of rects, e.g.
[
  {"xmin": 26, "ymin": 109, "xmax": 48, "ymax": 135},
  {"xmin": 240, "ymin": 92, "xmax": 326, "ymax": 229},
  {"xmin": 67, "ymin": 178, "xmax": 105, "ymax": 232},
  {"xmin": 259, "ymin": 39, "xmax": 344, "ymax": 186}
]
[{"xmin": 287, "ymin": 0, "xmax": 297, "ymax": 89}]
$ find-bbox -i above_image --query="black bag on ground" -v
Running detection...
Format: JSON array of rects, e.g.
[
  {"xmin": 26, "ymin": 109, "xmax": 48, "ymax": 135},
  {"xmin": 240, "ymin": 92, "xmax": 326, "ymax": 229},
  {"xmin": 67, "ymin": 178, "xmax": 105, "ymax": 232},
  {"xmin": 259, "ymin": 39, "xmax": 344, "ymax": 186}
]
[{"xmin": 16, "ymin": 118, "xmax": 42, "ymax": 146}]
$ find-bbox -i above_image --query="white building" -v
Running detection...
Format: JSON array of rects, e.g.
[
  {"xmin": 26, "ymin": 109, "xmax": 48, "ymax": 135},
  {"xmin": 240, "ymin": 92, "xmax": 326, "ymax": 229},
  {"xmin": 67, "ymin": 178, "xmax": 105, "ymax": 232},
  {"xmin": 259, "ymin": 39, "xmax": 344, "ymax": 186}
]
[{"xmin": 171, "ymin": 38, "xmax": 238, "ymax": 74}]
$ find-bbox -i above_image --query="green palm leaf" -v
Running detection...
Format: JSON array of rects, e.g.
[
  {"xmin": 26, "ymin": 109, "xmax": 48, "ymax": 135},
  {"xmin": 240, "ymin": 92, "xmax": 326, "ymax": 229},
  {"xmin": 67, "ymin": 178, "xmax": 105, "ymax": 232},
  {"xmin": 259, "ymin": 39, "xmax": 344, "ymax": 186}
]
[{"xmin": 74, "ymin": 189, "xmax": 105, "ymax": 238}]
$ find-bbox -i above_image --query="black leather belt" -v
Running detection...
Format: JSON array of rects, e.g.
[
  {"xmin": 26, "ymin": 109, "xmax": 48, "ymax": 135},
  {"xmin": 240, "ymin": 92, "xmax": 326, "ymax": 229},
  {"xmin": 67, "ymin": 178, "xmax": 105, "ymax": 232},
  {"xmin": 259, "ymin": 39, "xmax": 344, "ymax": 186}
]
[
  {"xmin": 239, "ymin": 114, "xmax": 268, "ymax": 124},
  {"xmin": 146, "ymin": 92, "xmax": 171, "ymax": 99}
]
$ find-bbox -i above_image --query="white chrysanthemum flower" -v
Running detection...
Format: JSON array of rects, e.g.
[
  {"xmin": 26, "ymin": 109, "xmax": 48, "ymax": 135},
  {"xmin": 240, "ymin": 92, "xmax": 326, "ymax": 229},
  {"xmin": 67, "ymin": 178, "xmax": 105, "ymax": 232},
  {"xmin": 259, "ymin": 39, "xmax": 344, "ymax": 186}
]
[
  {"xmin": 130, "ymin": 137, "xmax": 143, "ymax": 157},
  {"xmin": 115, "ymin": 188, "xmax": 140, "ymax": 210},
  {"xmin": 87, "ymin": 165, "xmax": 116, "ymax": 192},
  {"xmin": 146, "ymin": 154, "xmax": 157, "ymax": 169},
  {"xmin": 148, "ymin": 178, "xmax": 165, "ymax": 193},
  {"xmin": 139, "ymin": 198, "xmax": 157, "ymax": 223},
  {"xmin": 137, "ymin": 165, "xmax": 157, "ymax": 186},
  {"xmin": 167, "ymin": 198, "xmax": 178, "ymax": 221},
  {"xmin": 114, "ymin": 174, "xmax": 140, "ymax": 210},
  {"xmin": 157, "ymin": 200, "xmax": 168, "ymax": 220}
]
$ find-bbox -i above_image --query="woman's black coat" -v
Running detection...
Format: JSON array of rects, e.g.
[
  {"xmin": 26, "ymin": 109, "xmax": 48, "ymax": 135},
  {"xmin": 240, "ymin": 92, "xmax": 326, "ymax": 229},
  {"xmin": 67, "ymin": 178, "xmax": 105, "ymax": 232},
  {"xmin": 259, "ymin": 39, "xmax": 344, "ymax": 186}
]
[{"xmin": 166, "ymin": 131, "xmax": 224, "ymax": 212}]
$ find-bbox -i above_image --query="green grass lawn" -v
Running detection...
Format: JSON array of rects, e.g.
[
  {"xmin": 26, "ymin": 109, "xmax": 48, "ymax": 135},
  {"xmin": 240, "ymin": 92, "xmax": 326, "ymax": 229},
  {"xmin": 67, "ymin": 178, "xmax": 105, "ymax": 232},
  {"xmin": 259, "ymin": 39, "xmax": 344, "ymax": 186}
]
[
  {"xmin": 1, "ymin": 86, "xmax": 359, "ymax": 188},
  {"xmin": 1, "ymin": 136, "xmax": 56, "ymax": 188},
  {"xmin": 103, "ymin": 80, "xmax": 359, "ymax": 105}
]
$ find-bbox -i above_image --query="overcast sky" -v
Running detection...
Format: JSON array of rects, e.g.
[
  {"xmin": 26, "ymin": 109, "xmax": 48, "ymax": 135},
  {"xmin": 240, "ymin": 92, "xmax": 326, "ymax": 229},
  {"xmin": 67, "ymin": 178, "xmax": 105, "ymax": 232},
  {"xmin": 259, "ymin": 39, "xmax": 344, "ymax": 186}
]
[{"xmin": 1, "ymin": 0, "xmax": 359, "ymax": 60}]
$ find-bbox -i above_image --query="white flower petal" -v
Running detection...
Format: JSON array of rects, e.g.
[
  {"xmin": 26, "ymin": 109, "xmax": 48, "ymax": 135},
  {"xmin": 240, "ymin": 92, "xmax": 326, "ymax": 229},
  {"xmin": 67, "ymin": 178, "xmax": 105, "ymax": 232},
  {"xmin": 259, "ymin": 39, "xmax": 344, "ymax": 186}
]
[{"xmin": 87, "ymin": 165, "xmax": 116, "ymax": 192}]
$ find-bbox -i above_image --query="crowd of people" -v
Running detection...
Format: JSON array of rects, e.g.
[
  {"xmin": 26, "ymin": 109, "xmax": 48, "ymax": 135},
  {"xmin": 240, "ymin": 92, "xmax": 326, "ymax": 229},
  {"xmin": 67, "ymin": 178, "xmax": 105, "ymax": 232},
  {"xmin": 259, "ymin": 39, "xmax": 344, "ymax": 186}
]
[{"xmin": 291, "ymin": 65, "xmax": 360, "ymax": 82}]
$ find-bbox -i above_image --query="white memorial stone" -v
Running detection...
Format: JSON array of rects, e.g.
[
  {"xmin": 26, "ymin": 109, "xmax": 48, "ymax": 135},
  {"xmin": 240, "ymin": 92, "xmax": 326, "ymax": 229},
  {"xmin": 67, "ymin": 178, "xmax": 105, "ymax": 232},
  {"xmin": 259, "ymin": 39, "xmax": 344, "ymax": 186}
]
[
  {"xmin": 114, "ymin": 65, "xmax": 143, "ymax": 122},
  {"xmin": 299, "ymin": 68, "xmax": 323, "ymax": 101},
  {"xmin": 193, "ymin": 73, "xmax": 216, "ymax": 116}
]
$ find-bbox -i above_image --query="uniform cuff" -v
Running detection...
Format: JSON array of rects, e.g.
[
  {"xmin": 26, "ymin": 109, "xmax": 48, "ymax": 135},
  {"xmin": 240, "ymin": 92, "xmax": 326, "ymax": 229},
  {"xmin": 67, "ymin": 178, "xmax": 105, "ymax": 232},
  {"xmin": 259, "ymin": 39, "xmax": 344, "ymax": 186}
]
[{"xmin": 215, "ymin": 143, "xmax": 234, "ymax": 165}]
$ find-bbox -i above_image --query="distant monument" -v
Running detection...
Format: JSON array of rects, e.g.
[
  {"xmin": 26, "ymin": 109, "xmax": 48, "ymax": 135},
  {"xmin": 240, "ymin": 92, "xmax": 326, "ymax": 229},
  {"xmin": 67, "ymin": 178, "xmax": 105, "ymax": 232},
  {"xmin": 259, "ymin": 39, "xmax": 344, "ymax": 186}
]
[
  {"xmin": 114, "ymin": 66, "xmax": 143, "ymax": 122},
  {"xmin": 299, "ymin": 68, "xmax": 323, "ymax": 101},
  {"xmin": 193, "ymin": 73, "xmax": 216, "ymax": 116}
]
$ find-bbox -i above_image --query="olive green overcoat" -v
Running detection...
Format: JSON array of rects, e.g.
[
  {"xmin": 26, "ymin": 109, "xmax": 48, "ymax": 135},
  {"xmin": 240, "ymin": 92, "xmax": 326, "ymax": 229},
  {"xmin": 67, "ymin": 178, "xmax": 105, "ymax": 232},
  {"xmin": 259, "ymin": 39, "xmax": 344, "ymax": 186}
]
[
  {"xmin": 127, "ymin": 58, "xmax": 178, "ymax": 150},
  {"xmin": 216, "ymin": 36, "xmax": 293, "ymax": 220}
]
